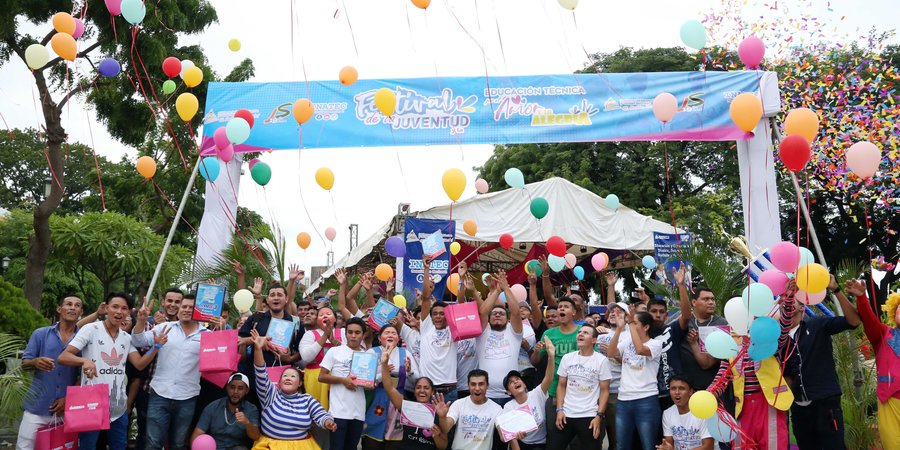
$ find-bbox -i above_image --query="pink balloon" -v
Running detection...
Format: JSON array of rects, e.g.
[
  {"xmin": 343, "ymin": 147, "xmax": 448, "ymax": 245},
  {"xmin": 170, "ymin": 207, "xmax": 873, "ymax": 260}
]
[
  {"xmin": 248, "ymin": 158, "xmax": 260, "ymax": 169},
  {"xmin": 652, "ymin": 93, "xmax": 678, "ymax": 123},
  {"xmin": 769, "ymin": 241, "xmax": 800, "ymax": 273},
  {"xmin": 105, "ymin": 0, "xmax": 122, "ymax": 15},
  {"xmin": 475, "ymin": 178, "xmax": 489, "ymax": 194},
  {"xmin": 564, "ymin": 253, "xmax": 577, "ymax": 269},
  {"xmin": 738, "ymin": 36, "xmax": 765, "ymax": 68},
  {"xmin": 510, "ymin": 284, "xmax": 527, "ymax": 303},
  {"xmin": 213, "ymin": 127, "xmax": 230, "ymax": 150},
  {"xmin": 591, "ymin": 253, "xmax": 608, "ymax": 271},
  {"xmin": 72, "ymin": 18, "xmax": 85, "ymax": 39},
  {"xmin": 217, "ymin": 144, "xmax": 234, "ymax": 163},
  {"xmin": 192, "ymin": 434, "xmax": 216, "ymax": 450},
  {"xmin": 758, "ymin": 270, "xmax": 789, "ymax": 296},
  {"xmin": 325, "ymin": 227, "xmax": 337, "ymax": 241},
  {"xmin": 845, "ymin": 141, "xmax": 881, "ymax": 179},
  {"xmin": 796, "ymin": 289, "xmax": 827, "ymax": 305}
]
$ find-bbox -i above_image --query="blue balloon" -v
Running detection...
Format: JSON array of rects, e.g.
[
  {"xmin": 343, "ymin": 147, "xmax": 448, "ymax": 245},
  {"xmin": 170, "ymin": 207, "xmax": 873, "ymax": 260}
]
[
  {"xmin": 198, "ymin": 157, "xmax": 220, "ymax": 182},
  {"xmin": 741, "ymin": 283, "xmax": 775, "ymax": 317},
  {"xmin": 499, "ymin": 292, "xmax": 507, "ymax": 303},
  {"xmin": 707, "ymin": 413, "xmax": 737, "ymax": 442},
  {"xmin": 749, "ymin": 316, "xmax": 780, "ymax": 346},
  {"xmin": 798, "ymin": 246, "xmax": 815, "ymax": 267},
  {"xmin": 642, "ymin": 255, "xmax": 657, "ymax": 270},
  {"xmin": 748, "ymin": 340, "xmax": 778, "ymax": 361},
  {"xmin": 385, "ymin": 236, "xmax": 406, "ymax": 258},
  {"xmin": 704, "ymin": 330, "xmax": 739, "ymax": 359},
  {"xmin": 548, "ymin": 254, "xmax": 566, "ymax": 272},
  {"xmin": 226, "ymin": 118, "xmax": 251, "ymax": 145},
  {"xmin": 121, "ymin": 0, "xmax": 146, "ymax": 25},
  {"xmin": 679, "ymin": 20, "xmax": 707, "ymax": 50},
  {"xmin": 573, "ymin": 266, "xmax": 585, "ymax": 280},
  {"xmin": 98, "ymin": 58, "xmax": 120, "ymax": 77},
  {"xmin": 504, "ymin": 168, "xmax": 525, "ymax": 189},
  {"xmin": 605, "ymin": 194, "xmax": 620, "ymax": 210}
]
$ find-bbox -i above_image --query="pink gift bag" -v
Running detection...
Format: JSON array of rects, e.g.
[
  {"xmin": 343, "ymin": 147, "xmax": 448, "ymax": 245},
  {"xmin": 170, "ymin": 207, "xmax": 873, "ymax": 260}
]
[
  {"xmin": 35, "ymin": 420, "xmax": 78, "ymax": 450},
  {"xmin": 64, "ymin": 384, "xmax": 110, "ymax": 433},
  {"xmin": 445, "ymin": 301, "xmax": 482, "ymax": 341},
  {"xmin": 199, "ymin": 329, "xmax": 239, "ymax": 373}
]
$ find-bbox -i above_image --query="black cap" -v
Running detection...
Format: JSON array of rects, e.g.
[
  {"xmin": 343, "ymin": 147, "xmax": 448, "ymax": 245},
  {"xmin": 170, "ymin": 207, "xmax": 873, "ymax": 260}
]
[{"xmin": 503, "ymin": 370, "xmax": 523, "ymax": 391}]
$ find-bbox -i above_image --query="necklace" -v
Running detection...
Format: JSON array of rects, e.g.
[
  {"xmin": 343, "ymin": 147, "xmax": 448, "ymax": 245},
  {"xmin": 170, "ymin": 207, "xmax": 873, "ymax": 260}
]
[{"xmin": 224, "ymin": 404, "xmax": 237, "ymax": 425}]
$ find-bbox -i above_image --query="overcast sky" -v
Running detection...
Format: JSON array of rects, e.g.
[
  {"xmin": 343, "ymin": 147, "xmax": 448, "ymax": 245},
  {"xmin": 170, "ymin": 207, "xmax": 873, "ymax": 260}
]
[{"xmin": 1, "ymin": 0, "xmax": 895, "ymax": 274}]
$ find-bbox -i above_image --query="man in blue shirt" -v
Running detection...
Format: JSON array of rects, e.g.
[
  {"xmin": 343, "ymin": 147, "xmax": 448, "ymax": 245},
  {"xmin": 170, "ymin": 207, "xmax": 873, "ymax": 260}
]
[
  {"xmin": 16, "ymin": 295, "xmax": 83, "ymax": 450},
  {"xmin": 191, "ymin": 373, "xmax": 260, "ymax": 450}
]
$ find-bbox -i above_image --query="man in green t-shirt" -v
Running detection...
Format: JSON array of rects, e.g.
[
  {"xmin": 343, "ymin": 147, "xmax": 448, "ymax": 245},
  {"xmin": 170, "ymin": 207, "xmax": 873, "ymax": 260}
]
[{"xmin": 531, "ymin": 297, "xmax": 580, "ymax": 424}]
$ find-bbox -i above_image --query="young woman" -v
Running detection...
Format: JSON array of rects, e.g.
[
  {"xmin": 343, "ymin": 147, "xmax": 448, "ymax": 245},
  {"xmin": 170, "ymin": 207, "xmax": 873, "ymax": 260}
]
[
  {"xmin": 249, "ymin": 329, "xmax": 337, "ymax": 450},
  {"xmin": 380, "ymin": 342, "xmax": 447, "ymax": 450},
  {"xmin": 298, "ymin": 306, "xmax": 347, "ymax": 410},
  {"xmin": 504, "ymin": 336, "xmax": 556, "ymax": 450},
  {"xmin": 362, "ymin": 324, "xmax": 417, "ymax": 450}
]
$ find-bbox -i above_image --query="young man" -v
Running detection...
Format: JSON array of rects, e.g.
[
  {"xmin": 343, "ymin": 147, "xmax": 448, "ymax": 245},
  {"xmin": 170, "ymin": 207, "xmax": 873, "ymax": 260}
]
[
  {"xmin": 155, "ymin": 288, "xmax": 184, "ymax": 324},
  {"xmin": 58, "ymin": 293, "xmax": 160, "ymax": 450},
  {"xmin": 659, "ymin": 376, "xmax": 713, "ymax": 450},
  {"xmin": 648, "ymin": 264, "xmax": 692, "ymax": 412},
  {"xmin": 678, "ymin": 285, "xmax": 728, "ymax": 390},
  {"xmin": 530, "ymin": 298, "xmax": 580, "ymax": 430},
  {"xmin": 409, "ymin": 256, "xmax": 459, "ymax": 401},
  {"xmin": 550, "ymin": 325, "xmax": 612, "ymax": 448},
  {"xmin": 238, "ymin": 283, "xmax": 301, "ymax": 370},
  {"xmin": 17, "ymin": 295, "xmax": 83, "ymax": 450},
  {"xmin": 436, "ymin": 369, "xmax": 503, "ymax": 450},
  {"xmin": 191, "ymin": 373, "xmax": 260, "ymax": 449},
  {"xmin": 133, "ymin": 295, "xmax": 208, "ymax": 450},
  {"xmin": 319, "ymin": 317, "xmax": 369, "ymax": 450},
  {"xmin": 475, "ymin": 271, "xmax": 523, "ymax": 406},
  {"xmin": 785, "ymin": 275, "xmax": 860, "ymax": 449},
  {"xmin": 503, "ymin": 337, "xmax": 557, "ymax": 450}
]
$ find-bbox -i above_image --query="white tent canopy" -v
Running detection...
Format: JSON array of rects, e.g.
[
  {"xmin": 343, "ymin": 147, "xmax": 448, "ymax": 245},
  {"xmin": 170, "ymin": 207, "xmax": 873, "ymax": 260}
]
[{"xmin": 306, "ymin": 177, "xmax": 682, "ymax": 294}]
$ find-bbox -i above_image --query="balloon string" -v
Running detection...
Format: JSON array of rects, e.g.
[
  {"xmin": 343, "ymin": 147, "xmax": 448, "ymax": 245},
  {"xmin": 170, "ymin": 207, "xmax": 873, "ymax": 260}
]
[
  {"xmin": 443, "ymin": 0, "xmax": 494, "ymax": 116},
  {"xmin": 862, "ymin": 204, "xmax": 878, "ymax": 303},
  {"xmin": 84, "ymin": 107, "xmax": 107, "ymax": 211},
  {"xmin": 329, "ymin": 191, "xmax": 340, "ymax": 229},
  {"xmin": 296, "ymin": 139, "xmax": 326, "ymax": 245},
  {"xmin": 662, "ymin": 139, "xmax": 679, "ymax": 245},
  {"xmin": 0, "ymin": 110, "xmax": 13, "ymax": 139},
  {"xmin": 215, "ymin": 186, "xmax": 272, "ymax": 273},
  {"xmin": 387, "ymin": 123, "xmax": 413, "ymax": 201},
  {"xmin": 339, "ymin": 0, "xmax": 360, "ymax": 60}
]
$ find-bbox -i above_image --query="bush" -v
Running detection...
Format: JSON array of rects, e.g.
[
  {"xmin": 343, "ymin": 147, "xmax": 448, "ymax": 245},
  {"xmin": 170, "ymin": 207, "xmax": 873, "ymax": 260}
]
[{"xmin": 0, "ymin": 276, "xmax": 49, "ymax": 338}]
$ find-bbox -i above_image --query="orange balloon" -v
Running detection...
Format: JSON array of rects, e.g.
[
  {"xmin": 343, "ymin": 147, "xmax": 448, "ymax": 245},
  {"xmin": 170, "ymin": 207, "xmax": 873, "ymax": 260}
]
[
  {"xmin": 296, "ymin": 232, "xmax": 312, "ymax": 250},
  {"xmin": 411, "ymin": 0, "xmax": 431, "ymax": 9},
  {"xmin": 52, "ymin": 12, "xmax": 76, "ymax": 35},
  {"xmin": 50, "ymin": 32, "xmax": 77, "ymax": 61},
  {"xmin": 447, "ymin": 273, "xmax": 460, "ymax": 295},
  {"xmin": 339, "ymin": 66, "xmax": 358, "ymax": 86},
  {"xmin": 784, "ymin": 108, "xmax": 819, "ymax": 143},
  {"xmin": 135, "ymin": 156, "xmax": 157, "ymax": 179},
  {"xmin": 375, "ymin": 263, "xmax": 393, "ymax": 282},
  {"xmin": 293, "ymin": 99, "xmax": 314, "ymax": 125},
  {"xmin": 463, "ymin": 219, "xmax": 477, "ymax": 236},
  {"xmin": 729, "ymin": 93, "xmax": 763, "ymax": 133}
]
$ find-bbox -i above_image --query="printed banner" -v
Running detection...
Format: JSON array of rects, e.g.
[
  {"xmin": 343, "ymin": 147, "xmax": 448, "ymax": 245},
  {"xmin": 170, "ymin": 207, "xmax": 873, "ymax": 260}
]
[
  {"xmin": 402, "ymin": 218, "xmax": 455, "ymax": 301},
  {"xmin": 652, "ymin": 232, "xmax": 693, "ymax": 287},
  {"xmin": 201, "ymin": 71, "xmax": 770, "ymax": 152}
]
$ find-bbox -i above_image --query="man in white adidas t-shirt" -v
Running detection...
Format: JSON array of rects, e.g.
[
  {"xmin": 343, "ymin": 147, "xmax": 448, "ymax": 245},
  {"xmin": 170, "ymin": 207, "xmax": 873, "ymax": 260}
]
[
  {"xmin": 659, "ymin": 375, "xmax": 713, "ymax": 450},
  {"xmin": 436, "ymin": 369, "xmax": 502, "ymax": 450}
]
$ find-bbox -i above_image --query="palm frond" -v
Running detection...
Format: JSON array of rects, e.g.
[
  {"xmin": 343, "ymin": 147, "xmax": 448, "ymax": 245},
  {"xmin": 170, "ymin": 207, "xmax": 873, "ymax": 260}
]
[
  {"xmin": 671, "ymin": 244, "xmax": 744, "ymax": 313},
  {"xmin": 0, "ymin": 333, "xmax": 32, "ymax": 420}
]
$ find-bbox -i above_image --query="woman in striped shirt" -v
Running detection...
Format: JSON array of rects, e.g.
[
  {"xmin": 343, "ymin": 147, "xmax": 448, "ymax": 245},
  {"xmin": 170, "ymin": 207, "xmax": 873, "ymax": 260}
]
[{"xmin": 250, "ymin": 329, "xmax": 337, "ymax": 450}]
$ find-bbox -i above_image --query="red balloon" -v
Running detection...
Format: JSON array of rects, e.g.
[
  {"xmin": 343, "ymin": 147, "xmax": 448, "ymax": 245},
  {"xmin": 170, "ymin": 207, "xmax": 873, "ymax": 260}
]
[
  {"xmin": 778, "ymin": 134, "xmax": 811, "ymax": 172},
  {"xmin": 499, "ymin": 233, "xmax": 514, "ymax": 249},
  {"xmin": 162, "ymin": 57, "xmax": 181, "ymax": 78},
  {"xmin": 546, "ymin": 236, "xmax": 566, "ymax": 257},
  {"xmin": 234, "ymin": 109, "xmax": 254, "ymax": 129}
]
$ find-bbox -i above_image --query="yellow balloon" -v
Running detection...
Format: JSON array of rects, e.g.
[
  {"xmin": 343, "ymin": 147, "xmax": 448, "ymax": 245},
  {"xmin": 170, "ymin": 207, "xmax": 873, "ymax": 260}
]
[
  {"xmin": 796, "ymin": 263, "xmax": 829, "ymax": 293},
  {"xmin": 688, "ymin": 390, "xmax": 717, "ymax": 419},
  {"xmin": 315, "ymin": 167, "xmax": 335, "ymax": 190},
  {"xmin": 375, "ymin": 263, "xmax": 393, "ymax": 282},
  {"xmin": 393, "ymin": 295, "xmax": 407, "ymax": 309},
  {"xmin": 233, "ymin": 289, "xmax": 254, "ymax": 312},
  {"xmin": 729, "ymin": 93, "xmax": 763, "ymax": 133},
  {"xmin": 447, "ymin": 273, "xmax": 460, "ymax": 295},
  {"xmin": 228, "ymin": 38, "xmax": 241, "ymax": 52},
  {"xmin": 175, "ymin": 93, "xmax": 198, "ymax": 122},
  {"xmin": 297, "ymin": 232, "xmax": 312, "ymax": 250},
  {"xmin": 50, "ymin": 32, "xmax": 77, "ymax": 61},
  {"xmin": 557, "ymin": 0, "xmax": 579, "ymax": 10},
  {"xmin": 183, "ymin": 66, "xmax": 203, "ymax": 88},
  {"xmin": 784, "ymin": 108, "xmax": 819, "ymax": 143},
  {"xmin": 374, "ymin": 88, "xmax": 397, "ymax": 117},
  {"xmin": 25, "ymin": 44, "xmax": 50, "ymax": 70},
  {"xmin": 463, "ymin": 219, "xmax": 477, "ymax": 237},
  {"xmin": 449, "ymin": 241, "xmax": 461, "ymax": 255},
  {"xmin": 442, "ymin": 168, "xmax": 466, "ymax": 201},
  {"xmin": 52, "ymin": 12, "xmax": 76, "ymax": 35},
  {"xmin": 135, "ymin": 156, "xmax": 157, "ymax": 179},
  {"xmin": 293, "ymin": 99, "xmax": 314, "ymax": 125},
  {"xmin": 339, "ymin": 66, "xmax": 358, "ymax": 86},
  {"xmin": 411, "ymin": 0, "xmax": 431, "ymax": 9}
]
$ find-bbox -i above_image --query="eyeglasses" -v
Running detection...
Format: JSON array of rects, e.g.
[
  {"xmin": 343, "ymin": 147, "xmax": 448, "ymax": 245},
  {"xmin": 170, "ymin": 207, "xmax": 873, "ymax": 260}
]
[{"xmin": 490, "ymin": 311, "xmax": 507, "ymax": 317}]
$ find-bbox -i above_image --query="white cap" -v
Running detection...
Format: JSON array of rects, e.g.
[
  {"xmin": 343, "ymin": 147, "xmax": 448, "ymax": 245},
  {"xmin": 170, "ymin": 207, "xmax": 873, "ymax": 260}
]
[{"xmin": 227, "ymin": 372, "xmax": 251, "ymax": 388}]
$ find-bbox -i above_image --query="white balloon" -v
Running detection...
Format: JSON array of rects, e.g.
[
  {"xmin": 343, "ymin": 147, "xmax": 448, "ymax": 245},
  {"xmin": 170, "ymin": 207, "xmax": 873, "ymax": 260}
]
[
  {"xmin": 724, "ymin": 297, "xmax": 750, "ymax": 336},
  {"xmin": 180, "ymin": 60, "xmax": 195, "ymax": 79},
  {"xmin": 233, "ymin": 288, "xmax": 254, "ymax": 312},
  {"xmin": 558, "ymin": 0, "xmax": 578, "ymax": 10}
]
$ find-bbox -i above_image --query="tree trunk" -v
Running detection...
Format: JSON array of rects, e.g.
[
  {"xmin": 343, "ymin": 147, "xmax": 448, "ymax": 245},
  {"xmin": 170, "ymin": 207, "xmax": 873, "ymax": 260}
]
[{"xmin": 23, "ymin": 71, "xmax": 65, "ymax": 310}]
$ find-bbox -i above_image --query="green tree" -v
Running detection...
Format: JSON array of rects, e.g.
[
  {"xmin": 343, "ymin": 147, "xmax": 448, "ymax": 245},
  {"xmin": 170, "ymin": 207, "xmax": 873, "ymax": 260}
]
[
  {"xmin": 0, "ymin": 277, "xmax": 49, "ymax": 338},
  {"xmin": 0, "ymin": 1, "xmax": 253, "ymax": 309}
]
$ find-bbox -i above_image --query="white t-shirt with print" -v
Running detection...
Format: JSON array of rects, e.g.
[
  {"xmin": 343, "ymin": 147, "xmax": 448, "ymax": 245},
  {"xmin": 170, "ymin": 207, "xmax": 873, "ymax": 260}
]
[
  {"xmin": 502, "ymin": 387, "xmax": 548, "ymax": 445},
  {"xmin": 320, "ymin": 344, "xmax": 366, "ymax": 420},
  {"xmin": 476, "ymin": 325, "xmax": 524, "ymax": 399},
  {"xmin": 447, "ymin": 396, "xmax": 502, "ymax": 450},
  {"xmin": 616, "ymin": 333, "xmax": 663, "ymax": 401},
  {"xmin": 557, "ymin": 351, "xmax": 612, "ymax": 418},
  {"xmin": 456, "ymin": 338, "xmax": 478, "ymax": 391},
  {"xmin": 662, "ymin": 405, "xmax": 712, "ymax": 450},
  {"xmin": 418, "ymin": 316, "xmax": 456, "ymax": 385},
  {"xmin": 596, "ymin": 333, "xmax": 622, "ymax": 394},
  {"xmin": 68, "ymin": 322, "xmax": 138, "ymax": 421},
  {"xmin": 400, "ymin": 326, "xmax": 421, "ymax": 392}
]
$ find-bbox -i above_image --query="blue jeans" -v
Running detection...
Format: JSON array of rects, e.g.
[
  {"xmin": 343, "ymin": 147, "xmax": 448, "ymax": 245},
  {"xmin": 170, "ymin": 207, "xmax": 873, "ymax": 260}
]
[
  {"xmin": 616, "ymin": 395, "xmax": 661, "ymax": 450},
  {"xmin": 330, "ymin": 419, "xmax": 364, "ymax": 450},
  {"xmin": 80, "ymin": 412, "xmax": 129, "ymax": 450},
  {"xmin": 146, "ymin": 390, "xmax": 197, "ymax": 450}
]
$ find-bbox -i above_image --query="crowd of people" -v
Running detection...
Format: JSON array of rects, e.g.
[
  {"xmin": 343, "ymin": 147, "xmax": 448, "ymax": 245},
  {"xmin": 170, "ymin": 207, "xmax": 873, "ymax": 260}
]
[{"xmin": 15, "ymin": 255, "xmax": 899, "ymax": 450}]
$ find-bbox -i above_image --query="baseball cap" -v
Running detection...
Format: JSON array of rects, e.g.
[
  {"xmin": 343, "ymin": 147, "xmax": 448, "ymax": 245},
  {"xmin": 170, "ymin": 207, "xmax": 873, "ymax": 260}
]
[
  {"xmin": 503, "ymin": 370, "xmax": 523, "ymax": 390},
  {"xmin": 610, "ymin": 302, "xmax": 630, "ymax": 313},
  {"xmin": 228, "ymin": 372, "xmax": 251, "ymax": 388},
  {"xmin": 518, "ymin": 302, "xmax": 532, "ymax": 311}
]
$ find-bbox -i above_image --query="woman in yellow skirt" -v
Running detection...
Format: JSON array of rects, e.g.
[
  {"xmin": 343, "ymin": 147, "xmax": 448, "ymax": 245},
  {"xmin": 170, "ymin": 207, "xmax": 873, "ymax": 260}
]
[
  {"xmin": 298, "ymin": 307, "xmax": 346, "ymax": 411},
  {"xmin": 249, "ymin": 330, "xmax": 337, "ymax": 450}
]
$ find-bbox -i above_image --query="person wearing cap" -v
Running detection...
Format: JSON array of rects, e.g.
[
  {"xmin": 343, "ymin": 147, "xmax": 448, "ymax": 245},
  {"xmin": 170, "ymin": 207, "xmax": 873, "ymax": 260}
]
[
  {"xmin": 595, "ymin": 301, "xmax": 628, "ymax": 449},
  {"xmin": 502, "ymin": 336, "xmax": 557, "ymax": 450},
  {"xmin": 191, "ymin": 373, "xmax": 260, "ymax": 450}
]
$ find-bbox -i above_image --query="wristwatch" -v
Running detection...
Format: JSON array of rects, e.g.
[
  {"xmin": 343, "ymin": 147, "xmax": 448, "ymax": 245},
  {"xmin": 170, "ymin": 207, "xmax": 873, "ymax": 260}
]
[{"xmin": 596, "ymin": 411, "xmax": 605, "ymax": 418}]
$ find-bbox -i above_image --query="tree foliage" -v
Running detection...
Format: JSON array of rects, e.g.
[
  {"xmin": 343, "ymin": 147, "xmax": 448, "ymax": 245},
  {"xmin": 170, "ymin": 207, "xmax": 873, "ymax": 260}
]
[{"xmin": 0, "ymin": 277, "xmax": 49, "ymax": 338}]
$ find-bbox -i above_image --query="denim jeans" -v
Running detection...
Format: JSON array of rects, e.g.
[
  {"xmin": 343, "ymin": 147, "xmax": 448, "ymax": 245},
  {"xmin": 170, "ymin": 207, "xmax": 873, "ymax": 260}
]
[
  {"xmin": 615, "ymin": 395, "xmax": 661, "ymax": 450},
  {"xmin": 80, "ymin": 412, "xmax": 129, "ymax": 450},
  {"xmin": 330, "ymin": 419, "xmax": 365, "ymax": 450},
  {"xmin": 146, "ymin": 390, "xmax": 197, "ymax": 450}
]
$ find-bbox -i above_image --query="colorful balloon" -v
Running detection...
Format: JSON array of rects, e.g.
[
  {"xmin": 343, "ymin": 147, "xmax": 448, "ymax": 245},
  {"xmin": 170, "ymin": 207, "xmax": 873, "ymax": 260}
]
[
  {"xmin": 339, "ymin": 66, "xmax": 358, "ymax": 86},
  {"xmin": 213, "ymin": 127, "xmax": 230, "ymax": 150},
  {"xmin": 393, "ymin": 295, "xmax": 407, "ymax": 309},
  {"xmin": 449, "ymin": 241, "xmax": 461, "ymax": 255},
  {"xmin": 161, "ymin": 79, "xmax": 176, "ymax": 95},
  {"xmin": 315, "ymin": 167, "xmax": 335, "ymax": 191},
  {"xmin": 704, "ymin": 330, "xmax": 739, "ymax": 359},
  {"xmin": 742, "ymin": 283, "xmax": 775, "ymax": 317},
  {"xmin": 642, "ymin": 255, "xmax": 657, "ymax": 270},
  {"xmin": 738, "ymin": 36, "xmax": 765, "ymax": 68},
  {"xmin": 564, "ymin": 253, "xmax": 577, "ymax": 269},
  {"xmin": 442, "ymin": 168, "xmax": 466, "ymax": 201},
  {"xmin": 296, "ymin": 232, "xmax": 311, "ymax": 250},
  {"xmin": 463, "ymin": 219, "xmax": 477, "ymax": 236},
  {"xmin": 52, "ymin": 12, "xmax": 76, "ymax": 35},
  {"xmin": 251, "ymin": 162, "xmax": 272, "ymax": 186},
  {"xmin": 769, "ymin": 241, "xmax": 800, "ymax": 272},
  {"xmin": 526, "ymin": 260, "xmax": 542, "ymax": 277},
  {"xmin": 24, "ymin": 44, "xmax": 49, "ymax": 70},
  {"xmin": 179, "ymin": 60, "xmax": 195, "ymax": 79},
  {"xmin": 778, "ymin": 134, "xmax": 811, "ymax": 172},
  {"xmin": 385, "ymin": 236, "xmax": 406, "ymax": 257},
  {"xmin": 411, "ymin": 0, "xmax": 431, "ymax": 9},
  {"xmin": 50, "ymin": 33, "xmax": 76, "ymax": 61},
  {"xmin": 499, "ymin": 233, "xmax": 514, "ymax": 249},
  {"xmin": 591, "ymin": 252, "xmax": 609, "ymax": 271},
  {"xmin": 573, "ymin": 266, "xmax": 585, "ymax": 280},
  {"xmin": 325, "ymin": 227, "xmax": 337, "ymax": 242},
  {"xmin": 198, "ymin": 157, "xmax": 220, "ymax": 182},
  {"xmin": 796, "ymin": 289, "xmax": 827, "ymax": 305},
  {"xmin": 175, "ymin": 93, "xmax": 199, "ymax": 121},
  {"xmin": 374, "ymin": 88, "xmax": 397, "ymax": 117},
  {"xmin": 248, "ymin": 158, "xmax": 260, "ymax": 169},
  {"xmin": 557, "ymin": 0, "xmax": 578, "ymax": 10},
  {"xmin": 652, "ymin": 93, "xmax": 677, "ymax": 123},
  {"xmin": 217, "ymin": 144, "xmax": 234, "ymax": 163},
  {"xmin": 120, "ymin": 0, "xmax": 146, "ymax": 25},
  {"xmin": 293, "ymin": 99, "xmax": 314, "ymax": 125},
  {"xmin": 707, "ymin": 413, "xmax": 738, "ymax": 442},
  {"xmin": 729, "ymin": 93, "xmax": 762, "ymax": 133},
  {"xmin": 784, "ymin": 108, "xmax": 819, "ymax": 142},
  {"xmin": 447, "ymin": 273, "xmax": 461, "ymax": 295},
  {"xmin": 162, "ymin": 57, "xmax": 181, "ymax": 78},
  {"xmin": 530, "ymin": 197, "xmax": 549, "ymax": 219},
  {"xmin": 689, "ymin": 391, "xmax": 717, "ymax": 419},
  {"xmin": 547, "ymin": 255, "xmax": 566, "ymax": 272},
  {"xmin": 796, "ymin": 263, "xmax": 829, "ymax": 293},
  {"xmin": 226, "ymin": 118, "xmax": 251, "ymax": 145},
  {"xmin": 475, "ymin": 178, "xmax": 489, "ymax": 194},
  {"xmin": 679, "ymin": 20, "xmax": 707, "ymax": 49},
  {"xmin": 758, "ymin": 270, "xmax": 789, "ymax": 297},
  {"xmin": 510, "ymin": 284, "xmax": 527, "ymax": 303},
  {"xmin": 136, "ymin": 156, "xmax": 157, "ymax": 179},
  {"xmin": 504, "ymin": 168, "xmax": 525, "ymax": 189},
  {"xmin": 724, "ymin": 297, "xmax": 750, "ymax": 336},
  {"xmin": 546, "ymin": 236, "xmax": 566, "ymax": 257},
  {"xmin": 105, "ymin": 0, "xmax": 123, "ymax": 15},
  {"xmin": 749, "ymin": 316, "xmax": 780, "ymax": 346},
  {"xmin": 228, "ymin": 38, "xmax": 241, "ymax": 52},
  {"xmin": 605, "ymin": 194, "xmax": 620, "ymax": 210},
  {"xmin": 183, "ymin": 66, "xmax": 203, "ymax": 88},
  {"xmin": 232, "ymin": 290, "xmax": 254, "ymax": 312},
  {"xmin": 72, "ymin": 18, "xmax": 85, "ymax": 39},
  {"xmin": 845, "ymin": 141, "xmax": 881, "ymax": 179},
  {"xmin": 234, "ymin": 109, "xmax": 255, "ymax": 128},
  {"xmin": 798, "ymin": 246, "xmax": 815, "ymax": 267},
  {"xmin": 98, "ymin": 58, "xmax": 120, "ymax": 77},
  {"xmin": 375, "ymin": 263, "xmax": 394, "ymax": 282}
]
